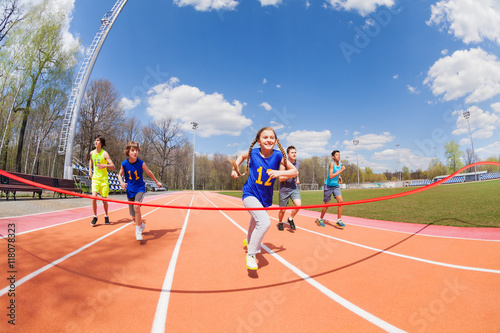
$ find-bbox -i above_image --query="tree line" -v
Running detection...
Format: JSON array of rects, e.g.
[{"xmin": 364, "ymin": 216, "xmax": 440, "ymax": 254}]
[{"xmin": 1, "ymin": 0, "xmax": 498, "ymax": 191}]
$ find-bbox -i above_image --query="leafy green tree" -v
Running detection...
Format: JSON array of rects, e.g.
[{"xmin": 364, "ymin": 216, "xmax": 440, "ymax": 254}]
[
  {"xmin": 364, "ymin": 166, "xmax": 373, "ymax": 182},
  {"xmin": 402, "ymin": 166, "xmax": 410, "ymax": 180},
  {"xmin": 7, "ymin": 0, "xmax": 78, "ymax": 171},
  {"xmin": 444, "ymin": 140, "xmax": 464, "ymax": 173},
  {"xmin": 427, "ymin": 158, "xmax": 447, "ymax": 180}
]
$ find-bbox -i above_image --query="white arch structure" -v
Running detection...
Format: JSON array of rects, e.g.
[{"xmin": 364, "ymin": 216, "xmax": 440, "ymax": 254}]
[{"xmin": 58, "ymin": 0, "xmax": 128, "ymax": 179}]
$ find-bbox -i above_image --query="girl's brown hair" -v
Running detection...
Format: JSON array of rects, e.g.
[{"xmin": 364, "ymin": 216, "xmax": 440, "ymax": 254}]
[
  {"xmin": 230, "ymin": 127, "xmax": 287, "ymax": 176},
  {"xmin": 124, "ymin": 141, "xmax": 140, "ymax": 157}
]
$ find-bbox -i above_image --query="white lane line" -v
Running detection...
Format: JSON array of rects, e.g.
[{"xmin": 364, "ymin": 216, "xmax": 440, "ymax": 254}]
[
  {"xmin": 212, "ymin": 192, "xmax": 500, "ymax": 242},
  {"xmin": 0, "ymin": 193, "xmax": 186, "ymax": 237},
  {"xmin": 201, "ymin": 192, "xmax": 405, "ymax": 333},
  {"xmin": 151, "ymin": 193, "xmax": 195, "ymax": 333},
  {"xmin": 0, "ymin": 221, "xmax": 133, "ymax": 297},
  {"xmin": 210, "ymin": 193, "xmax": 500, "ymax": 274},
  {"xmin": 0, "ymin": 195, "xmax": 184, "ymax": 296}
]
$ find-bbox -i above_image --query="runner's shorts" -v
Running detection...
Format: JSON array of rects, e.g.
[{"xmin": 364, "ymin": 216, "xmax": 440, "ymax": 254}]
[
  {"xmin": 279, "ymin": 189, "xmax": 301, "ymax": 207},
  {"xmin": 323, "ymin": 185, "xmax": 341, "ymax": 203},
  {"xmin": 128, "ymin": 192, "xmax": 145, "ymax": 217},
  {"xmin": 91, "ymin": 179, "xmax": 109, "ymax": 198}
]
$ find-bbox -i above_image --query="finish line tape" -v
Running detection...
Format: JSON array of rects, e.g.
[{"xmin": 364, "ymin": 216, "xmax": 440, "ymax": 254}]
[{"xmin": 0, "ymin": 161, "xmax": 498, "ymax": 211}]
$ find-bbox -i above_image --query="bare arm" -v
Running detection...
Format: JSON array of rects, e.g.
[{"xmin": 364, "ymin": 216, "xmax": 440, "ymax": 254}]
[
  {"xmin": 230, "ymin": 151, "xmax": 249, "ymax": 179},
  {"xmin": 98, "ymin": 152, "xmax": 115, "ymax": 170},
  {"xmin": 267, "ymin": 157, "xmax": 298, "ymax": 179},
  {"xmin": 328, "ymin": 162, "xmax": 346, "ymax": 179},
  {"xmin": 143, "ymin": 162, "xmax": 162, "ymax": 187},
  {"xmin": 88, "ymin": 151, "xmax": 93, "ymax": 179},
  {"xmin": 118, "ymin": 165, "xmax": 127, "ymax": 190}
]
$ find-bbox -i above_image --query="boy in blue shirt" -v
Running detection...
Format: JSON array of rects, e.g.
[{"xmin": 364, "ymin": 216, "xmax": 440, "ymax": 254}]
[{"xmin": 118, "ymin": 141, "xmax": 162, "ymax": 241}]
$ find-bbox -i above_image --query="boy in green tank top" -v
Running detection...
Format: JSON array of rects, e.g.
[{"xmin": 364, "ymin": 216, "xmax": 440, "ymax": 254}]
[{"xmin": 89, "ymin": 135, "xmax": 115, "ymax": 226}]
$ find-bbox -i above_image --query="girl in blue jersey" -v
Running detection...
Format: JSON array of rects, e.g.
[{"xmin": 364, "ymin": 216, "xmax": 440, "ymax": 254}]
[
  {"xmin": 231, "ymin": 127, "xmax": 298, "ymax": 270},
  {"xmin": 118, "ymin": 141, "xmax": 162, "ymax": 241},
  {"xmin": 316, "ymin": 150, "xmax": 346, "ymax": 229}
]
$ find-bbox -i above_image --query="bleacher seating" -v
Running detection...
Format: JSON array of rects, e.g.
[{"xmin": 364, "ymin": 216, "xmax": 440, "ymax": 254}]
[
  {"xmin": 443, "ymin": 176, "xmax": 465, "ymax": 184},
  {"xmin": 72, "ymin": 165, "xmax": 166, "ymax": 193},
  {"xmin": 481, "ymin": 172, "xmax": 500, "ymax": 180},
  {"xmin": 409, "ymin": 180, "xmax": 431, "ymax": 186},
  {"xmin": 73, "ymin": 165, "xmax": 124, "ymax": 194}
]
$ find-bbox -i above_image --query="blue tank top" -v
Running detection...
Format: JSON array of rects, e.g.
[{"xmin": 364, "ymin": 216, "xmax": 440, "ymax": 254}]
[
  {"xmin": 242, "ymin": 148, "xmax": 283, "ymax": 207},
  {"xmin": 121, "ymin": 158, "xmax": 145, "ymax": 198},
  {"xmin": 325, "ymin": 161, "xmax": 341, "ymax": 187}
]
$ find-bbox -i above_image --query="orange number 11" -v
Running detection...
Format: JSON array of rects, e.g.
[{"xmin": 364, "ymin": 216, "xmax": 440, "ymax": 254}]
[{"xmin": 128, "ymin": 170, "xmax": 139, "ymax": 180}]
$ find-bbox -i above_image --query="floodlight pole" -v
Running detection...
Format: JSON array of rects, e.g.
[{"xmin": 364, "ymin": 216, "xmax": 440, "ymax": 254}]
[
  {"xmin": 396, "ymin": 144, "xmax": 401, "ymax": 181},
  {"xmin": 191, "ymin": 122, "xmax": 199, "ymax": 191},
  {"xmin": 353, "ymin": 139, "xmax": 359, "ymax": 188},
  {"xmin": 463, "ymin": 110, "xmax": 477, "ymax": 181}
]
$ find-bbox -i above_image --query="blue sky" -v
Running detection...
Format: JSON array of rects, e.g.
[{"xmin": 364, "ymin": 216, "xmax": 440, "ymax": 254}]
[{"xmin": 26, "ymin": 0, "xmax": 500, "ymax": 173}]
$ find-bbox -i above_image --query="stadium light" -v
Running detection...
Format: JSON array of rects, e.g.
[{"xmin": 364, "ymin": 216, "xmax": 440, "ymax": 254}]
[
  {"xmin": 353, "ymin": 139, "xmax": 359, "ymax": 188},
  {"xmin": 191, "ymin": 122, "xmax": 199, "ymax": 191},
  {"xmin": 463, "ymin": 110, "xmax": 477, "ymax": 181},
  {"xmin": 396, "ymin": 144, "xmax": 401, "ymax": 181}
]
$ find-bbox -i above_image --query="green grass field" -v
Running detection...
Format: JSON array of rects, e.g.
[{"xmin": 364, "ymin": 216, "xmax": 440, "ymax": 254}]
[{"xmin": 217, "ymin": 179, "xmax": 500, "ymax": 228}]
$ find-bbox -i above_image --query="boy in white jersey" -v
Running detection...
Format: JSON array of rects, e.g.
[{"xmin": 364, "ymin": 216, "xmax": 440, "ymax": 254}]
[
  {"xmin": 316, "ymin": 150, "xmax": 345, "ymax": 229},
  {"xmin": 89, "ymin": 135, "xmax": 115, "ymax": 226}
]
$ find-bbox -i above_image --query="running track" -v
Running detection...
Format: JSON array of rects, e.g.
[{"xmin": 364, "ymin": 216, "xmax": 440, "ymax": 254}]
[{"xmin": 1, "ymin": 191, "xmax": 499, "ymax": 332}]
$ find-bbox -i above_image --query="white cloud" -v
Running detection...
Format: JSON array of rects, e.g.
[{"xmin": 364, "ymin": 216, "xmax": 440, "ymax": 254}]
[
  {"xmin": 21, "ymin": 0, "xmax": 79, "ymax": 53},
  {"xmin": 407, "ymin": 85, "xmax": 419, "ymax": 94},
  {"xmin": 344, "ymin": 132, "xmax": 395, "ymax": 150},
  {"xmin": 476, "ymin": 141, "xmax": 500, "ymax": 159},
  {"xmin": 441, "ymin": 49, "xmax": 449, "ymax": 56},
  {"xmin": 451, "ymin": 106, "xmax": 499, "ymax": 140},
  {"xmin": 276, "ymin": 84, "xmax": 281, "ymax": 88},
  {"xmin": 263, "ymin": 78, "xmax": 267, "ymax": 84},
  {"xmin": 492, "ymin": 102, "xmax": 500, "ymax": 113},
  {"xmin": 393, "ymin": 74, "xmax": 398, "ymax": 79},
  {"xmin": 427, "ymin": 0, "xmax": 500, "ymax": 45},
  {"xmin": 119, "ymin": 97, "xmax": 141, "ymax": 111},
  {"xmin": 260, "ymin": 102, "xmax": 272, "ymax": 111},
  {"xmin": 424, "ymin": 48, "xmax": 500, "ymax": 103},
  {"xmin": 258, "ymin": 0, "xmax": 282, "ymax": 7},
  {"xmin": 325, "ymin": 0, "xmax": 395, "ymax": 16},
  {"xmin": 373, "ymin": 148, "xmax": 433, "ymax": 171},
  {"xmin": 270, "ymin": 120, "xmax": 284, "ymax": 130},
  {"xmin": 174, "ymin": 0, "xmax": 238, "ymax": 11},
  {"xmin": 285, "ymin": 130, "xmax": 331, "ymax": 157},
  {"xmin": 146, "ymin": 77, "xmax": 252, "ymax": 137}
]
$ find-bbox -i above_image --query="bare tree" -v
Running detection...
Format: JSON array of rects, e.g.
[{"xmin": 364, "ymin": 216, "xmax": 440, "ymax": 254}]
[
  {"xmin": 0, "ymin": 0, "xmax": 23, "ymax": 48},
  {"xmin": 463, "ymin": 148, "xmax": 479, "ymax": 172},
  {"xmin": 122, "ymin": 116, "xmax": 142, "ymax": 143},
  {"xmin": 212, "ymin": 153, "xmax": 232, "ymax": 190},
  {"xmin": 143, "ymin": 116, "xmax": 186, "ymax": 184},
  {"xmin": 75, "ymin": 79, "xmax": 125, "ymax": 163},
  {"xmin": 167, "ymin": 142, "xmax": 192, "ymax": 190}
]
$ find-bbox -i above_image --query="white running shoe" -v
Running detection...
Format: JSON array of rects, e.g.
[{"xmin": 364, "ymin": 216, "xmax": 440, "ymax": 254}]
[
  {"xmin": 135, "ymin": 227, "xmax": 143, "ymax": 241},
  {"xmin": 246, "ymin": 255, "xmax": 258, "ymax": 270},
  {"xmin": 139, "ymin": 223, "xmax": 145, "ymax": 233}
]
